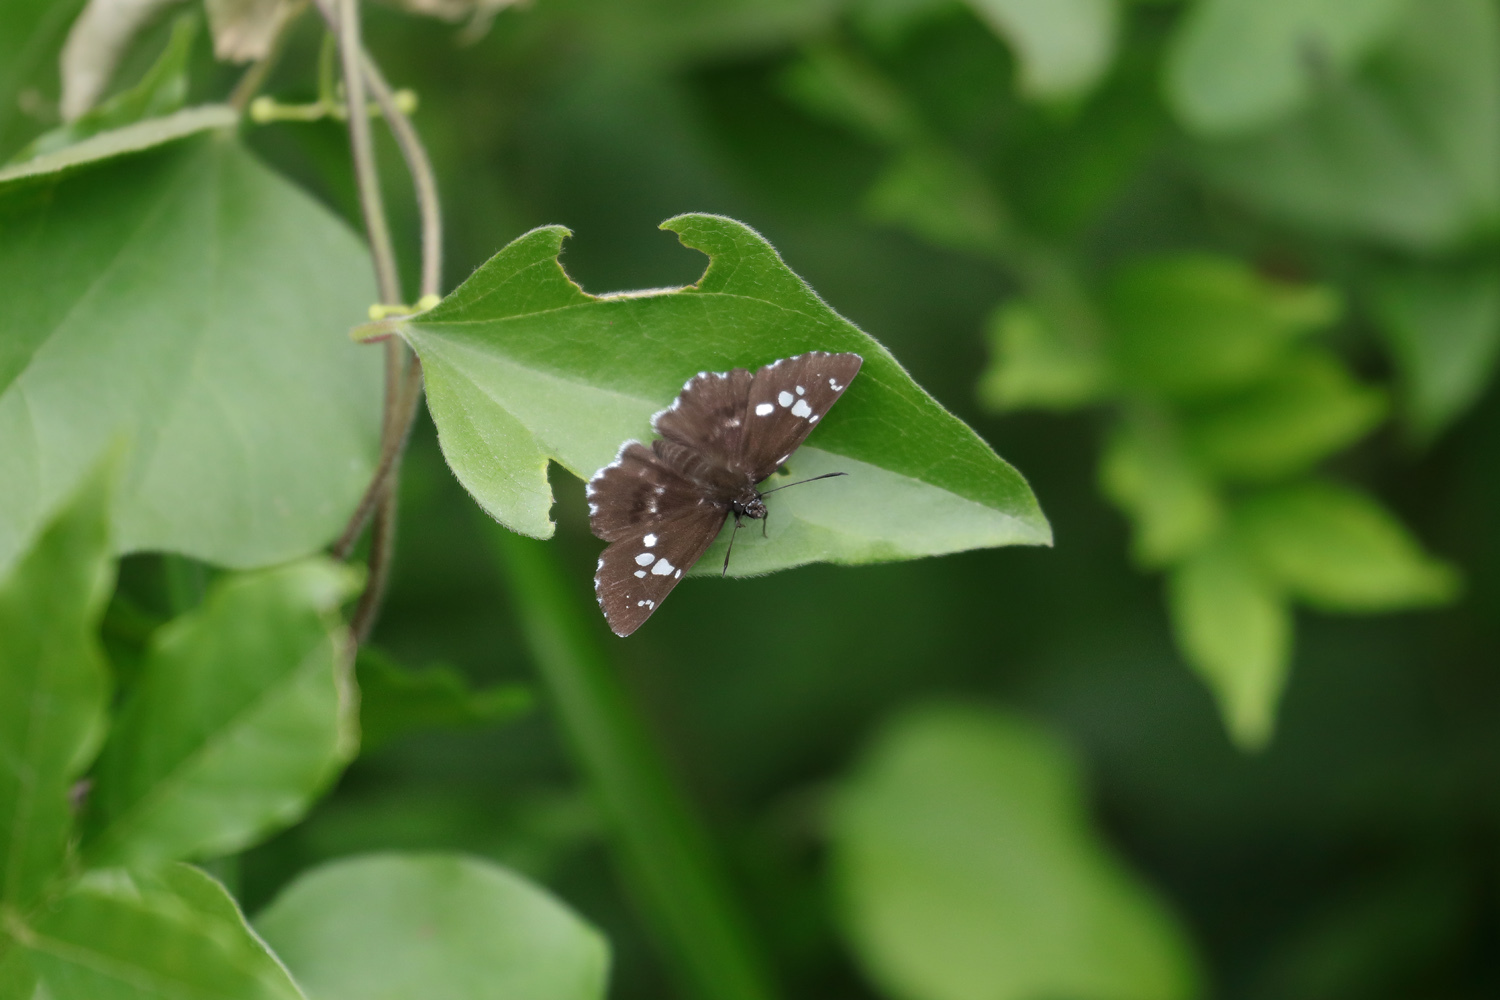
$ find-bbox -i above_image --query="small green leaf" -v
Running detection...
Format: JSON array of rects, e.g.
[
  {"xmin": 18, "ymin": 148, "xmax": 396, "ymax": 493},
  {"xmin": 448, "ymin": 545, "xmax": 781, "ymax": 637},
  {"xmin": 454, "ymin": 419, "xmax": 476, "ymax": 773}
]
[
  {"xmin": 355, "ymin": 647, "xmax": 533, "ymax": 753},
  {"xmin": 1099, "ymin": 408, "xmax": 1221, "ymax": 568},
  {"xmin": 964, "ymin": 0, "xmax": 1118, "ymax": 100},
  {"xmin": 0, "ymin": 106, "xmax": 238, "ymax": 185},
  {"xmin": 10, "ymin": 15, "xmax": 196, "ymax": 164},
  {"xmin": 0, "ymin": 459, "xmax": 114, "ymax": 911},
  {"xmin": 82, "ymin": 560, "xmax": 360, "ymax": 869},
  {"xmin": 830, "ymin": 704, "xmax": 1200, "ymax": 1000},
  {"xmin": 1107, "ymin": 254, "xmax": 1340, "ymax": 402},
  {"xmin": 1166, "ymin": 0, "xmax": 1404, "ymax": 136},
  {"xmin": 15, "ymin": 865, "xmax": 302, "ymax": 1000},
  {"xmin": 0, "ymin": 0, "xmax": 88, "ymax": 156},
  {"xmin": 1368, "ymin": 264, "xmax": 1500, "ymax": 441},
  {"xmin": 397, "ymin": 214, "xmax": 1049, "ymax": 575},
  {"xmin": 255, "ymin": 853, "xmax": 610, "ymax": 1000},
  {"xmin": 1197, "ymin": 0, "xmax": 1500, "ymax": 251},
  {"xmin": 1182, "ymin": 349, "xmax": 1388, "ymax": 482},
  {"xmin": 0, "ymin": 126, "xmax": 382, "ymax": 574},
  {"xmin": 779, "ymin": 44, "xmax": 924, "ymax": 148},
  {"xmin": 1167, "ymin": 535, "xmax": 1291, "ymax": 749},
  {"xmin": 1236, "ymin": 481, "xmax": 1460, "ymax": 612},
  {"xmin": 979, "ymin": 299, "xmax": 1108, "ymax": 410}
]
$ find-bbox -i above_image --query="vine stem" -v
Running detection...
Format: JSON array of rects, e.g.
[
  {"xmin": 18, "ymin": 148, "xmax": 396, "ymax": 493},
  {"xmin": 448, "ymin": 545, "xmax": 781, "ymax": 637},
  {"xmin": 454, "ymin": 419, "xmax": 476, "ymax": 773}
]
[{"xmin": 305, "ymin": 0, "xmax": 442, "ymax": 639}]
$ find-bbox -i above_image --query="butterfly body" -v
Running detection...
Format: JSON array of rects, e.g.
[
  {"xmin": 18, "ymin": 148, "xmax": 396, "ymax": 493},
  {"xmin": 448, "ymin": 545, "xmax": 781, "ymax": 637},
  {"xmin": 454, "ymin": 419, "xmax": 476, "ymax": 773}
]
[{"xmin": 587, "ymin": 351, "xmax": 863, "ymax": 636}]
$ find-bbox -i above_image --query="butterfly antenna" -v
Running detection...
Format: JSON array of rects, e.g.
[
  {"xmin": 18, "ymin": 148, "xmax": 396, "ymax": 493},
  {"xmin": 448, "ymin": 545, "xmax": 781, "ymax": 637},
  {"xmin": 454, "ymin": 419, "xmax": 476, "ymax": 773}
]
[
  {"xmin": 759, "ymin": 471, "xmax": 848, "ymax": 496},
  {"xmin": 722, "ymin": 516, "xmax": 743, "ymax": 577}
]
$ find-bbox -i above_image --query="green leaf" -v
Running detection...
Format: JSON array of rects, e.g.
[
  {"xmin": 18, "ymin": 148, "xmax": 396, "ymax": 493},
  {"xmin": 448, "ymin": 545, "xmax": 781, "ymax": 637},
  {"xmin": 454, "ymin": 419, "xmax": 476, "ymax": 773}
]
[
  {"xmin": 82, "ymin": 560, "xmax": 360, "ymax": 869},
  {"xmin": 979, "ymin": 299, "xmax": 1108, "ymax": 410},
  {"xmin": 355, "ymin": 647, "xmax": 533, "ymax": 754},
  {"xmin": 963, "ymin": 0, "xmax": 1118, "ymax": 100},
  {"xmin": 0, "ymin": 106, "xmax": 239, "ymax": 186},
  {"xmin": 1107, "ymin": 254, "xmax": 1340, "ymax": 402},
  {"xmin": 1182, "ymin": 348, "xmax": 1388, "ymax": 482},
  {"xmin": 1236, "ymin": 481, "xmax": 1460, "ymax": 612},
  {"xmin": 0, "ymin": 0, "xmax": 88, "ymax": 156},
  {"xmin": 393, "ymin": 214, "xmax": 1050, "ymax": 575},
  {"xmin": 778, "ymin": 44, "xmax": 925, "ymax": 148},
  {"xmin": 10, "ymin": 15, "xmax": 196, "ymax": 165},
  {"xmin": 865, "ymin": 145, "xmax": 1009, "ymax": 257},
  {"xmin": 12, "ymin": 865, "xmax": 302, "ymax": 1000},
  {"xmin": 1166, "ymin": 0, "xmax": 1404, "ymax": 136},
  {"xmin": 0, "ymin": 126, "xmax": 382, "ymax": 575},
  {"xmin": 1099, "ymin": 408, "xmax": 1221, "ymax": 568},
  {"xmin": 830, "ymin": 703, "xmax": 1200, "ymax": 1000},
  {"xmin": 1197, "ymin": 0, "xmax": 1500, "ymax": 251},
  {"xmin": 255, "ymin": 852, "xmax": 610, "ymax": 1000},
  {"xmin": 1167, "ymin": 535, "xmax": 1291, "ymax": 749},
  {"xmin": 1368, "ymin": 264, "xmax": 1500, "ymax": 440},
  {"xmin": 0, "ymin": 459, "xmax": 115, "ymax": 911}
]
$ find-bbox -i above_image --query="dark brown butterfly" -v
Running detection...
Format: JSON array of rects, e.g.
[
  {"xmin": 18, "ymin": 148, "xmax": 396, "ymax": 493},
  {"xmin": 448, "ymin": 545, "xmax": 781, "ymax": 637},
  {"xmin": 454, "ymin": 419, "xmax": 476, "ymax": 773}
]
[{"xmin": 587, "ymin": 351, "xmax": 863, "ymax": 636}]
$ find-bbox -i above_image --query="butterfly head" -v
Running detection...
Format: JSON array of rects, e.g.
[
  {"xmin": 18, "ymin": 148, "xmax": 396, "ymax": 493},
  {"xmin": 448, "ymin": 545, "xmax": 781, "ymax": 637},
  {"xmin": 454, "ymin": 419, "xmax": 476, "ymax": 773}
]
[{"xmin": 729, "ymin": 492, "xmax": 767, "ymax": 520}]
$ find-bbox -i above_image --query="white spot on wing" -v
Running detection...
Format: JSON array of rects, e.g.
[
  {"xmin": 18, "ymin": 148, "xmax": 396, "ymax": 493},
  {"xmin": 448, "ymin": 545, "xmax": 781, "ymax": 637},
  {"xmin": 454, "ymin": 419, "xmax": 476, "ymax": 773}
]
[
  {"xmin": 643, "ymin": 533, "xmax": 657, "ymax": 547},
  {"xmin": 635, "ymin": 552, "xmax": 654, "ymax": 566},
  {"xmin": 635, "ymin": 569, "xmax": 646, "ymax": 578},
  {"xmin": 829, "ymin": 379, "xmax": 843, "ymax": 391},
  {"xmin": 674, "ymin": 570, "xmax": 681, "ymax": 579},
  {"xmin": 809, "ymin": 414, "xmax": 819, "ymax": 422},
  {"xmin": 755, "ymin": 403, "xmax": 774, "ymax": 416},
  {"xmin": 796, "ymin": 385, "xmax": 805, "ymax": 395},
  {"xmin": 651, "ymin": 557, "xmax": 676, "ymax": 576},
  {"xmin": 791, "ymin": 399, "xmax": 812, "ymax": 418},
  {"xmin": 778, "ymin": 391, "xmax": 794, "ymax": 407}
]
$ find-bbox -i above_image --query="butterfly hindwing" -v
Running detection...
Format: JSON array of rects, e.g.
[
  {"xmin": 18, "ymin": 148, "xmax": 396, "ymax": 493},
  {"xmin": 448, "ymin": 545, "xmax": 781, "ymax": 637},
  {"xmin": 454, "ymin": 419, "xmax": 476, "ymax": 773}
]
[
  {"xmin": 741, "ymin": 352, "xmax": 863, "ymax": 481},
  {"xmin": 594, "ymin": 505, "xmax": 728, "ymax": 637},
  {"xmin": 587, "ymin": 442, "xmax": 710, "ymax": 541}
]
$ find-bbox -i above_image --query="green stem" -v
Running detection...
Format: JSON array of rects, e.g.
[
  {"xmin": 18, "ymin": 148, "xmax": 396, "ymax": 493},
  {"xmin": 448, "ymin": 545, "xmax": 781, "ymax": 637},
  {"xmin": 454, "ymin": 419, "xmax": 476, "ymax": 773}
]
[{"xmin": 490, "ymin": 529, "xmax": 779, "ymax": 1000}]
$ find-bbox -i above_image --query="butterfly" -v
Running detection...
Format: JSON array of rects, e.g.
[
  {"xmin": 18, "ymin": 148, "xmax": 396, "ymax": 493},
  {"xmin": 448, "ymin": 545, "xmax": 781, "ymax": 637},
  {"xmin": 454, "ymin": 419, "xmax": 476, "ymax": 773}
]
[{"xmin": 587, "ymin": 351, "xmax": 863, "ymax": 636}]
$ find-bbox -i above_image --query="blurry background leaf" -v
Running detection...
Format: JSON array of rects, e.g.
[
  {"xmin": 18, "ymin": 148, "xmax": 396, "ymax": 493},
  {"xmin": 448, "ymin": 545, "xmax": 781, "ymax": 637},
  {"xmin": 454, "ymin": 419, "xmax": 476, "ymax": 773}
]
[
  {"xmin": 1165, "ymin": 0, "xmax": 1405, "ymax": 136},
  {"xmin": 1197, "ymin": 0, "xmax": 1500, "ymax": 251},
  {"xmin": 59, "ymin": 0, "xmax": 191, "ymax": 121},
  {"xmin": 1167, "ymin": 536, "xmax": 1290, "ymax": 749},
  {"xmin": 204, "ymin": 0, "xmax": 298, "ymax": 62},
  {"xmin": 356, "ymin": 646, "xmax": 534, "ymax": 753},
  {"xmin": 1099, "ymin": 408, "xmax": 1221, "ymax": 567},
  {"xmin": 0, "ymin": 462, "xmax": 114, "ymax": 912},
  {"xmin": 1368, "ymin": 263, "xmax": 1500, "ymax": 440},
  {"xmin": 0, "ymin": 126, "xmax": 382, "ymax": 576},
  {"xmin": 16, "ymin": 864, "xmax": 302, "ymax": 1000},
  {"xmin": 395, "ymin": 214, "xmax": 1050, "ymax": 575},
  {"xmin": 865, "ymin": 144, "xmax": 1009, "ymax": 256},
  {"xmin": 1181, "ymin": 349, "xmax": 1387, "ymax": 482},
  {"xmin": 978, "ymin": 298, "xmax": 1108, "ymax": 410},
  {"xmin": 0, "ymin": 0, "xmax": 90, "ymax": 155},
  {"xmin": 963, "ymin": 0, "xmax": 1117, "ymax": 100},
  {"xmin": 12, "ymin": 12, "xmax": 195, "ymax": 163},
  {"xmin": 830, "ymin": 704, "xmax": 1199, "ymax": 1000},
  {"xmin": 255, "ymin": 853, "xmax": 610, "ymax": 1000},
  {"xmin": 779, "ymin": 43, "xmax": 924, "ymax": 147},
  {"xmin": 1235, "ymin": 481, "xmax": 1460, "ymax": 612},
  {"xmin": 83, "ymin": 559, "xmax": 360, "ymax": 869},
  {"xmin": 1106, "ymin": 255, "xmax": 1341, "ymax": 401}
]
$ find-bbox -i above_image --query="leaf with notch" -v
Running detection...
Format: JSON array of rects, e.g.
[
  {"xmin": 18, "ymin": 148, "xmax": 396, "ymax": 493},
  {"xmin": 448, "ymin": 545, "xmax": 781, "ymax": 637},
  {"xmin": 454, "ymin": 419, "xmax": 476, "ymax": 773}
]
[{"xmin": 383, "ymin": 214, "xmax": 1050, "ymax": 577}]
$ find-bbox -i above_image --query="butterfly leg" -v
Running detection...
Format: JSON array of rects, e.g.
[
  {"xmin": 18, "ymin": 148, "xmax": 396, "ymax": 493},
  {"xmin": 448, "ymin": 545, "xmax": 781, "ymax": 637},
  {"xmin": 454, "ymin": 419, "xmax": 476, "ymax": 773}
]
[
  {"xmin": 722, "ymin": 515, "xmax": 743, "ymax": 577},
  {"xmin": 761, "ymin": 509, "xmax": 769, "ymax": 539}
]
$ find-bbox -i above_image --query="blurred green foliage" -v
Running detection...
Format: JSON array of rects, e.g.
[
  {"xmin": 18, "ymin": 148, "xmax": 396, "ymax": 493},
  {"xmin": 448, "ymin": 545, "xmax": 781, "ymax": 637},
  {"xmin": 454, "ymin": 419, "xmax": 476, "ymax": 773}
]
[{"xmin": 2, "ymin": 0, "xmax": 1498, "ymax": 998}]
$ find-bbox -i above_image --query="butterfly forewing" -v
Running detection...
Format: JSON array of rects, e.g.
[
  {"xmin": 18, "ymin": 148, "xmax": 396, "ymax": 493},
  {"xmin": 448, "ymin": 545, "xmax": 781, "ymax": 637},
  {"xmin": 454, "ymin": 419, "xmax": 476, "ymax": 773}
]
[
  {"xmin": 587, "ymin": 442, "xmax": 709, "ymax": 541},
  {"xmin": 594, "ymin": 504, "xmax": 728, "ymax": 636},
  {"xmin": 741, "ymin": 352, "xmax": 863, "ymax": 481},
  {"xmin": 651, "ymin": 369, "xmax": 756, "ymax": 482}
]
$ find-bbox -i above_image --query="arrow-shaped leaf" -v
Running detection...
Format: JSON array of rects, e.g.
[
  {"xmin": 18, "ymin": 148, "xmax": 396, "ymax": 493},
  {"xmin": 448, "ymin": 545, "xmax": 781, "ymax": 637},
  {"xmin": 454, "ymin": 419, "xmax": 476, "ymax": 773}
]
[{"xmin": 390, "ymin": 214, "xmax": 1049, "ymax": 576}]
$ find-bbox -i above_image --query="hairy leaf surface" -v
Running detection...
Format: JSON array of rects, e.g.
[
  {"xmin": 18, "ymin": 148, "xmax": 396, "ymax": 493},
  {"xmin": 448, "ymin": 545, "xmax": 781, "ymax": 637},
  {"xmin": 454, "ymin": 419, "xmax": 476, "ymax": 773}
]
[{"xmin": 389, "ymin": 214, "xmax": 1049, "ymax": 576}]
